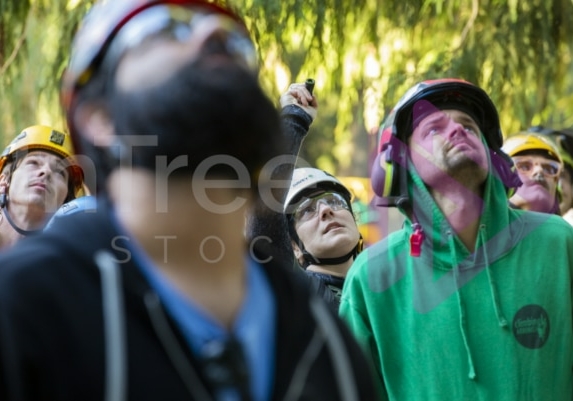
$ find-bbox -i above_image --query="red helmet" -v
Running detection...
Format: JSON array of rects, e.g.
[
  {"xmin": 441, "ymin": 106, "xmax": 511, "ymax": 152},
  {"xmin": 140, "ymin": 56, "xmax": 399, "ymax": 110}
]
[
  {"xmin": 60, "ymin": 0, "xmax": 256, "ymax": 145},
  {"xmin": 371, "ymin": 78, "xmax": 513, "ymax": 206}
]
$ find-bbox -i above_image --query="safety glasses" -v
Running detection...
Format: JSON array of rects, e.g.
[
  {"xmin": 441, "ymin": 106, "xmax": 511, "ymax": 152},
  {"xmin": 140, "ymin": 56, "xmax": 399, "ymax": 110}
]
[
  {"xmin": 512, "ymin": 156, "xmax": 562, "ymax": 177},
  {"xmin": 102, "ymin": 3, "xmax": 258, "ymax": 75},
  {"xmin": 293, "ymin": 192, "xmax": 350, "ymax": 224}
]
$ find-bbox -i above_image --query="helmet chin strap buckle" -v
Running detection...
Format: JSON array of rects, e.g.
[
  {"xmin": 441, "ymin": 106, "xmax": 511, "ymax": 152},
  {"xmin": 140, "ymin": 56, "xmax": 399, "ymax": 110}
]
[{"xmin": 0, "ymin": 180, "xmax": 8, "ymax": 209}]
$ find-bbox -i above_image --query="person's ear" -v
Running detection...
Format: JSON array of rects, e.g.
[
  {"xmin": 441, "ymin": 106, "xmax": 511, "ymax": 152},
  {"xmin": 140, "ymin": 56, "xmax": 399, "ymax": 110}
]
[
  {"xmin": 292, "ymin": 240, "xmax": 304, "ymax": 263},
  {"xmin": 0, "ymin": 173, "xmax": 9, "ymax": 187},
  {"xmin": 0, "ymin": 174, "xmax": 9, "ymax": 208},
  {"xmin": 74, "ymin": 102, "xmax": 115, "ymax": 148}
]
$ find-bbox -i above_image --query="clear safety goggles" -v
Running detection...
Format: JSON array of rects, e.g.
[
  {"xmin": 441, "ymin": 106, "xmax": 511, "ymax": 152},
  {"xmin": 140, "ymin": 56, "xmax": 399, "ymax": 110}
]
[
  {"xmin": 513, "ymin": 156, "xmax": 561, "ymax": 177},
  {"xmin": 102, "ymin": 3, "xmax": 258, "ymax": 74},
  {"xmin": 293, "ymin": 192, "xmax": 350, "ymax": 224}
]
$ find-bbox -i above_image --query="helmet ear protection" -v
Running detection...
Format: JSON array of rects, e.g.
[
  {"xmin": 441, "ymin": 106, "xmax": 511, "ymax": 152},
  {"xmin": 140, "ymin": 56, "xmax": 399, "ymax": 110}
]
[
  {"xmin": 371, "ymin": 126, "xmax": 409, "ymax": 207},
  {"xmin": 371, "ymin": 79, "xmax": 521, "ymax": 206},
  {"xmin": 371, "ymin": 134, "xmax": 520, "ymax": 202},
  {"xmin": 488, "ymin": 147, "xmax": 523, "ymax": 197}
]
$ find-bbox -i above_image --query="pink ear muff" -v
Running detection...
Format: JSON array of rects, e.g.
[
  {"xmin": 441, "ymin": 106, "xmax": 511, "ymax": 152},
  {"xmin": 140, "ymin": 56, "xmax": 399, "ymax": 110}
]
[
  {"xmin": 489, "ymin": 149, "xmax": 522, "ymax": 194},
  {"xmin": 371, "ymin": 152, "xmax": 387, "ymax": 198},
  {"xmin": 372, "ymin": 127, "xmax": 395, "ymax": 198}
]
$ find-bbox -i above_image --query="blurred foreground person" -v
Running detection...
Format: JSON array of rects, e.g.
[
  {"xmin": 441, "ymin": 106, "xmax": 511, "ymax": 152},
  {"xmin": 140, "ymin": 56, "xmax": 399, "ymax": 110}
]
[{"xmin": 0, "ymin": 1, "xmax": 377, "ymax": 400}]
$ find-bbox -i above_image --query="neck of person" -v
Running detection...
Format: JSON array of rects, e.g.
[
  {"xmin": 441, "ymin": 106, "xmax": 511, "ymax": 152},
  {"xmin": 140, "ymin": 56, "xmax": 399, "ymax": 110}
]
[
  {"xmin": 0, "ymin": 202, "xmax": 46, "ymax": 249},
  {"xmin": 563, "ymin": 208, "xmax": 573, "ymax": 226},
  {"xmin": 508, "ymin": 195, "xmax": 533, "ymax": 211},
  {"xmin": 509, "ymin": 193, "xmax": 556, "ymax": 214},
  {"xmin": 108, "ymin": 168, "xmax": 252, "ymax": 329},
  {"xmin": 429, "ymin": 182, "xmax": 484, "ymax": 253},
  {"xmin": 305, "ymin": 257, "xmax": 353, "ymax": 278},
  {"xmin": 0, "ymin": 217, "xmax": 23, "ymax": 250}
]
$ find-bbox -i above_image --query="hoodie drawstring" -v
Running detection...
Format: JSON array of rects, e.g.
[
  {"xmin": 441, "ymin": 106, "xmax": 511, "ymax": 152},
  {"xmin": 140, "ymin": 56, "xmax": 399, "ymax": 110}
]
[
  {"xmin": 480, "ymin": 225, "xmax": 508, "ymax": 328},
  {"xmin": 447, "ymin": 225, "xmax": 509, "ymax": 381},
  {"xmin": 447, "ymin": 231, "xmax": 477, "ymax": 380},
  {"xmin": 95, "ymin": 250, "xmax": 127, "ymax": 401}
]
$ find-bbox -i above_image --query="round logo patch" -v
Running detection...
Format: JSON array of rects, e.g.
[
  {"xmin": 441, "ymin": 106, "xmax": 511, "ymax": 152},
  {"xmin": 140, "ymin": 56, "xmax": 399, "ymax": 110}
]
[{"xmin": 512, "ymin": 304, "xmax": 550, "ymax": 349}]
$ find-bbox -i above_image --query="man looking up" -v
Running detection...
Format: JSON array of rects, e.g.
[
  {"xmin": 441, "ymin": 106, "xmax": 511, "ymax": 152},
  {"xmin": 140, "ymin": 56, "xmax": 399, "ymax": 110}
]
[
  {"xmin": 0, "ymin": 124, "xmax": 83, "ymax": 249},
  {"xmin": 340, "ymin": 78, "xmax": 573, "ymax": 401},
  {"xmin": 502, "ymin": 132, "xmax": 563, "ymax": 214}
]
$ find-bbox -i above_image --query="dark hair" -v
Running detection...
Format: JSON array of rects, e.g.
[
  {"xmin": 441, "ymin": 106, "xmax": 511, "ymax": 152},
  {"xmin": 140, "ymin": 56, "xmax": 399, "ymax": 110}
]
[
  {"xmin": 109, "ymin": 58, "xmax": 283, "ymax": 184},
  {"xmin": 72, "ymin": 57, "xmax": 284, "ymax": 194},
  {"xmin": 67, "ymin": 55, "xmax": 117, "ymax": 195}
]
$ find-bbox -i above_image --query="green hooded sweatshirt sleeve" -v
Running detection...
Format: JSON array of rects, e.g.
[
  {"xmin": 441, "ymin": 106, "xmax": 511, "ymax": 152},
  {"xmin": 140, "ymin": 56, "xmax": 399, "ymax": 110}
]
[{"xmin": 340, "ymin": 142, "xmax": 573, "ymax": 401}]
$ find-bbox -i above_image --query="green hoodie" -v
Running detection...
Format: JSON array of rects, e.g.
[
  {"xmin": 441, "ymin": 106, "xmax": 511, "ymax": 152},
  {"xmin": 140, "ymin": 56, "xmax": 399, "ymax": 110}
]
[{"xmin": 340, "ymin": 141, "xmax": 573, "ymax": 401}]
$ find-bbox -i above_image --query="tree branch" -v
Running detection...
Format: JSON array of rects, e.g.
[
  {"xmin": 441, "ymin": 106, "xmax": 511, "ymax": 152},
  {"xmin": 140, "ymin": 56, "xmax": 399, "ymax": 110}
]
[{"xmin": 0, "ymin": 21, "xmax": 27, "ymax": 76}]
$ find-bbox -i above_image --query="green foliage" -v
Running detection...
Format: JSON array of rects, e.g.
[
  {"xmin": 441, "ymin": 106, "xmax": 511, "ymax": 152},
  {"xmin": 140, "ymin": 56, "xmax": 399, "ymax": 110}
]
[
  {"xmin": 0, "ymin": 0, "xmax": 94, "ymax": 146},
  {"xmin": 0, "ymin": 0, "xmax": 572, "ymax": 176}
]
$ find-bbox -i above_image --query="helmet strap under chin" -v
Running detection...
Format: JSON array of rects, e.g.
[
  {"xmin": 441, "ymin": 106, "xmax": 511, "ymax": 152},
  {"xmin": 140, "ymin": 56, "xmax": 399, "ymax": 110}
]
[
  {"xmin": 299, "ymin": 237, "xmax": 362, "ymax": 268},
  {"xmin": 1, "ymin": 204, "xmax": 42, "ymax": 237}
]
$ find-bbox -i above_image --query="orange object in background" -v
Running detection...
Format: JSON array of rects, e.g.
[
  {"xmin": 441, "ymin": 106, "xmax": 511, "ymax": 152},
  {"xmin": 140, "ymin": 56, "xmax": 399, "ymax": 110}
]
[{"xmin": 337, "ymin": 176, "xmax": 404, "ymax": 248}]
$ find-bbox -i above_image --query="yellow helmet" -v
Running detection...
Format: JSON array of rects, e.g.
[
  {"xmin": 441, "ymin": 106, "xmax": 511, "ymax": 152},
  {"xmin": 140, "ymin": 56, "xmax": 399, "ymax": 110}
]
[
  {"xmin": 526, "ymin": 126, "xmax": 573, "ymax": 169},
  {"xmin": 0, "ymin": 125, "xmax": 84, "ymax": 198},
  {"xmin": 502, "ymin": 133, "xmax": 563, "ymax": 165}
]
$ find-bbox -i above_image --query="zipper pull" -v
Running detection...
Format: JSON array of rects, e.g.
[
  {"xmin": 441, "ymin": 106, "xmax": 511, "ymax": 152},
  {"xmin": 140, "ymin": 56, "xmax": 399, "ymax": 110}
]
[{"xmin": 410, "ymin": 223, "xmax": 424, "ymax": 257}]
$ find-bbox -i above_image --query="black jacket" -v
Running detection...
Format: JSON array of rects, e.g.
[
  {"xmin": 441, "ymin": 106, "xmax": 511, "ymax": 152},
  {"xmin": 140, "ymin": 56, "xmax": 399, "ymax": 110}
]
[
  {"xmin": 246, "ymin": 105, "xmax": 313, "ymax": 268},
  {"xmin": 0, "ymin": 202, "xmax": 378, "ymax": 401},
  {"xmin": 305, "ymin": 271, "xmax": 345, "ymax": 314}
]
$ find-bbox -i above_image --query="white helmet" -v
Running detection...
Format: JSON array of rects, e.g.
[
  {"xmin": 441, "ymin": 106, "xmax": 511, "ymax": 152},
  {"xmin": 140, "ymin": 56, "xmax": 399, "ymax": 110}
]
[
  {"xmin": 284, "ymin": 167, "xmax": 362, "ymax": 268},
  {"xmin": 284, "ymin": 167, "xmax": 352, "ymax": 212}
]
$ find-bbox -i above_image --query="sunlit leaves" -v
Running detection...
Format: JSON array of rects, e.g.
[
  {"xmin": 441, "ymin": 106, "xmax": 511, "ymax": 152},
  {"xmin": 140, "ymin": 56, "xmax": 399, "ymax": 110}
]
[{"xmin": 0, "ymin": 0, "xmax": 572, "ymax": 177}]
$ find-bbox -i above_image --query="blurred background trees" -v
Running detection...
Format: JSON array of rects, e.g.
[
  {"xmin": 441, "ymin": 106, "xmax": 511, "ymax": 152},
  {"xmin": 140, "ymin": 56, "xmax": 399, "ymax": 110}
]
[{"xmin": 1, "ymin": 0, "xmax": 573, "ymax": 178}]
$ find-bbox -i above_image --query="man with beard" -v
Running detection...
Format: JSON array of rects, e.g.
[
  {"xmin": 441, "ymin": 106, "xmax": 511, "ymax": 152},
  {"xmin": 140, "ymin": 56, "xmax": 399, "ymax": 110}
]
[
  {"xmin": 0, "ymin": 1, "xmax": 378, "ymax": 400},
  {"xmin": 502, "ymin": 132, "xmax": 563, "ymax": 214},
  {"xmin": 527, "ymin": 126, "xmax": 573, "ymax": 224},
  {"xmin": 340, "ymin": 79, "xmax": 573, "ymax": 400}
]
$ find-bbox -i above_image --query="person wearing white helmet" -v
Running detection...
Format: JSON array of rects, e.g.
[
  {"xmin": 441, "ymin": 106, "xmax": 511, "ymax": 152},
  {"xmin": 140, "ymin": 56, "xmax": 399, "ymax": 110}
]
[
  {"xmin": 502, "ymin": 131, "xmax": 563, "ymax": 214},
  {"xmin": 0, "ymin": 124, "xmax": 83, "ymax": 249},
  {"xmin": 246, "ymin": 80, "xmax": 317, "ymax": 266},
  {"xmin": 284, "ymin": 167, "xmax": 363, "ymax": 311}
]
